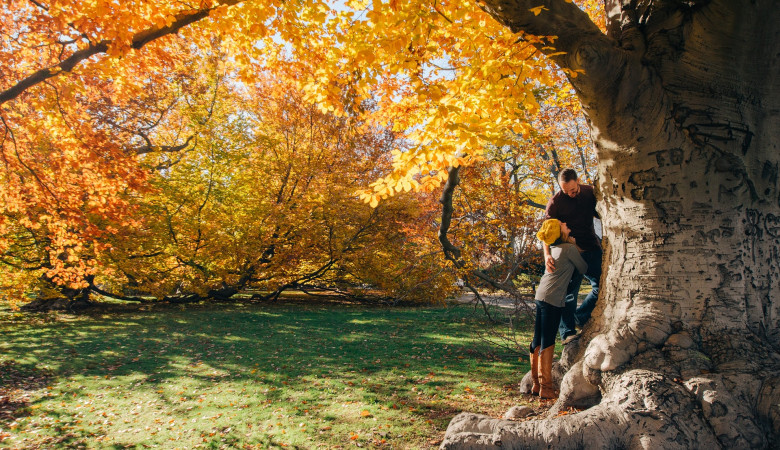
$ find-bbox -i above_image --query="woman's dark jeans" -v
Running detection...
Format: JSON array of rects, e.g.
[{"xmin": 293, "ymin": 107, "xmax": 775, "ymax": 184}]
[{"xmin": 532, "ymin": 300, "xmax": 563, "ymax": 352}]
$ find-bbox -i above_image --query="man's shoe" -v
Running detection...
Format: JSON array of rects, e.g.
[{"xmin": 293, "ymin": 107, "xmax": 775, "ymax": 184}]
[{"xmin": 562, "ymin": 333, "xmax": 580, "ymax": 345}]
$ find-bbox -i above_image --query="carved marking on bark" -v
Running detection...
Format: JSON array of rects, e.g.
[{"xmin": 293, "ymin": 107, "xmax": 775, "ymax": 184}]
[
  {"xmin": 650, "ymin": 148, "xmax": 685, "ymax": 166},
  {"xmin": 719, "ymin": 181, "xmax": 755, "ymax": 204},
  {"xmin": 745, "ymin": 209, "xmax": 763, "ymax": 240},
  {"xmin": 624, "ymin": 157, "xmax": 689, "ymax": 223},
  {"xmin": 628, "ymin": 168, "xmax": 657, "ymax": 185},
  {"xmin": 643, "ymin": 186, "xmax": 669, "ymax": 200},
  {"xmin": 764, "ymin": 213, "xmax": 780, "ymax": 238},
  {"xmin": 669, "ymin": 105, "xmax": 763, "ymax": 204},
  {"xmin": 655, "ymin": 201, "xmax": 682, "ymax": 222},
  {"xmin": 761, "ymin": 161, "xmax": 778, "ymax": 185},
  {"xmin": 693, "ymin": 228, "xmax": 720, "ymax": 246},
  {"xmin": 671, "ymin": 105, "xmax": 754, "ymax": 154}
]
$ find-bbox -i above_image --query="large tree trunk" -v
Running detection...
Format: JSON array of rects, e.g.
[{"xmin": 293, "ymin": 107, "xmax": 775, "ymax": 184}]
[{"xmin": 442, "ymin": 0, "xmax": 780, "ymax": 447}]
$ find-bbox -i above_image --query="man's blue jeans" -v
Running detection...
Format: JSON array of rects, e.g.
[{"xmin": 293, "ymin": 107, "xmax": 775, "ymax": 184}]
[{"xmin": 559, "ymin": 248, "xmax": 602, "ymax": 340}]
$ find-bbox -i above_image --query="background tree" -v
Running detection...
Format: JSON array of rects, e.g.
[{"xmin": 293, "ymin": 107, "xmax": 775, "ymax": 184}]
[
  {"xmin": 1, "ymin": 37, "xmax": 455, "ymax": 308},
  {"xmin": 105, "ymin": 67, "xmax": 455, "ymax": 304},
  {"xmin": 0, "ymin": 0, "xmax": 579, "ymax": 311},
  {"xmin": 0, "ymin": 38, "xmax": 203, "ymax": 308}
]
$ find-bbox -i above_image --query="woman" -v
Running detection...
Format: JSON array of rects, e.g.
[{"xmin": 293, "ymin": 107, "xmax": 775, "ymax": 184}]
[{"xmin": 530, "ymin": 219, "xmax": 587, "ymax": 399}]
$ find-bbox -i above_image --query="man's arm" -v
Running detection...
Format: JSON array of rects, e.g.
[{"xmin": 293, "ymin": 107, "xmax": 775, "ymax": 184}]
[{"xmin": 587, "ymin": 184, "xmax": 600, "ymax": 219}]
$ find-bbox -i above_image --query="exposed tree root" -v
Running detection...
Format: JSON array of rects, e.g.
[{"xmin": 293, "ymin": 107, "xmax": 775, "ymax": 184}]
[
  {"xmin": 443, "ymin": 369, "xmax": 741, "ymax": 449},
  {"xmin": 444, "ymin": 331, "xmax": 780, "ymax": 449}
]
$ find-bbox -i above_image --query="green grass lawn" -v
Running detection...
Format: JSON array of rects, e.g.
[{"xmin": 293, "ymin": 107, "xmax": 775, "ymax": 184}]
[{"xmin": 0, "ymin": 300, "xmax": 539, "ymax": 449}]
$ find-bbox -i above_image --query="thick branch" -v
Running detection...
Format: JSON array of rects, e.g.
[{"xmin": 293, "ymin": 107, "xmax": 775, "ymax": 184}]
[
  {"xmin": 0, "ymin": 1, "xmax": 241, "ymax": 105},
  {"xmin": 479, "ymin": 0, "xmax": 607, "ymax": 58},
  {"xmin": 438, "ymin": 166, "xmax": 464, "ymax": 264},
  {"xmin": 521, "ymin": 197, "xmax": 546, "ymax": 209},
  {"xmin": 479, "ymin": 0, "xmax": 623, "ymax": 102},
  {"xmin": 261, "ymin": 258, "xmax": 339, "ymax": 302},
  {"xmin": 88, "ymin": 283, "xmax": 153, "ymax": 303}
]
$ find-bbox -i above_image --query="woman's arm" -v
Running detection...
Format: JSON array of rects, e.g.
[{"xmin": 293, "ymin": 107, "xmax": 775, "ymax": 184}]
[{"xmin": 568, "ymin": 245, "xmax": 588, "ymax": 274}]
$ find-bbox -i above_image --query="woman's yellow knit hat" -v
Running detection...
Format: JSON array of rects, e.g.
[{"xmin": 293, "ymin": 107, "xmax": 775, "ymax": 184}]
[{"xmin": 536, "ymin": 219, "xmax": 561, "ymax": 245}]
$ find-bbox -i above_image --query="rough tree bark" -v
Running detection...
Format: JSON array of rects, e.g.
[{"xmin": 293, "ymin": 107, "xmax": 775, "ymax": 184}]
[{"xmin": 442, "ymin": 0, "xmax": 780, "ymax": 448}]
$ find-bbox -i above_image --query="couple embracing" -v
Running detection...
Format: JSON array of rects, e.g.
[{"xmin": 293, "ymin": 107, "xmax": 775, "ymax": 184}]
[{"xmin": 528, "ymin": 168, "xmax": 602, "ymax": 399}]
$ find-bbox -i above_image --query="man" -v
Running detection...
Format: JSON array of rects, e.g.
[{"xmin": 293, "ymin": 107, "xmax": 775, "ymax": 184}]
[{"xmin": 543, "ymin": 168, "xmax": 602, "ymax": 343}]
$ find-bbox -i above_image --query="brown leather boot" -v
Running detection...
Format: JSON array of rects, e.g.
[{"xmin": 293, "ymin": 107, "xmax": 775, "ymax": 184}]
[
  {"xmin": 530, "ymin": 346, "xmax": 540, "ymax": 395},
  {"xmin": 538, "ymin": 346, "xmax": 558, "ymax": 399}
]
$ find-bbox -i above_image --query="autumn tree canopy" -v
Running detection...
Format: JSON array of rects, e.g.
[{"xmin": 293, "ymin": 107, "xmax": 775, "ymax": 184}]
[{"xmin": 1, "ymin": 0, "xmax": 593, "ymax": 307}]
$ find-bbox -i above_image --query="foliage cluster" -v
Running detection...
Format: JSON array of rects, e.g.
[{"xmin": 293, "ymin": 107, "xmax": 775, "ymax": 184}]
[
  {"xmin": 0, "ymin": 35, "xmax": 458, "ymax": 305},
  {"xmin": 0, "ymin": 0, "xmax": 599, "ymax": 306}
]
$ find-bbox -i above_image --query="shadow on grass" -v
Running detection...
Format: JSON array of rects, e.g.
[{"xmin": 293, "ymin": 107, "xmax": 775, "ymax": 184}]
[{"xmin": 0, "ymin": 300, "xmax": 532, "ymax": 447}]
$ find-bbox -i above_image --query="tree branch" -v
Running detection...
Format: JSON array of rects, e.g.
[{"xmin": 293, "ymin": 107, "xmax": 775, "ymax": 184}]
[
  {"xmin": 88, "ymin": 283, "xmax": 153, "ymax": 303},
  {"xmin": 480, "ymin": 0, "xmax": 607, "ymax": 57},
  {"xmin": 479, "ymin": 0, "xmax": 623, "ymax": 103},
  {"xmin": 438, "ymin": 166, "xmax": 464, "ymax": 264},
  {"xmin": 0, "ymin": 0, "xmax": 242, "ymax": 105},
  {"xmin": 464, "ymin": 277, "xmax": 494, "ymax": 322},
  {"xmin": 132, "ymin": 135, "xmax": 197, "ymax": 155}
]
